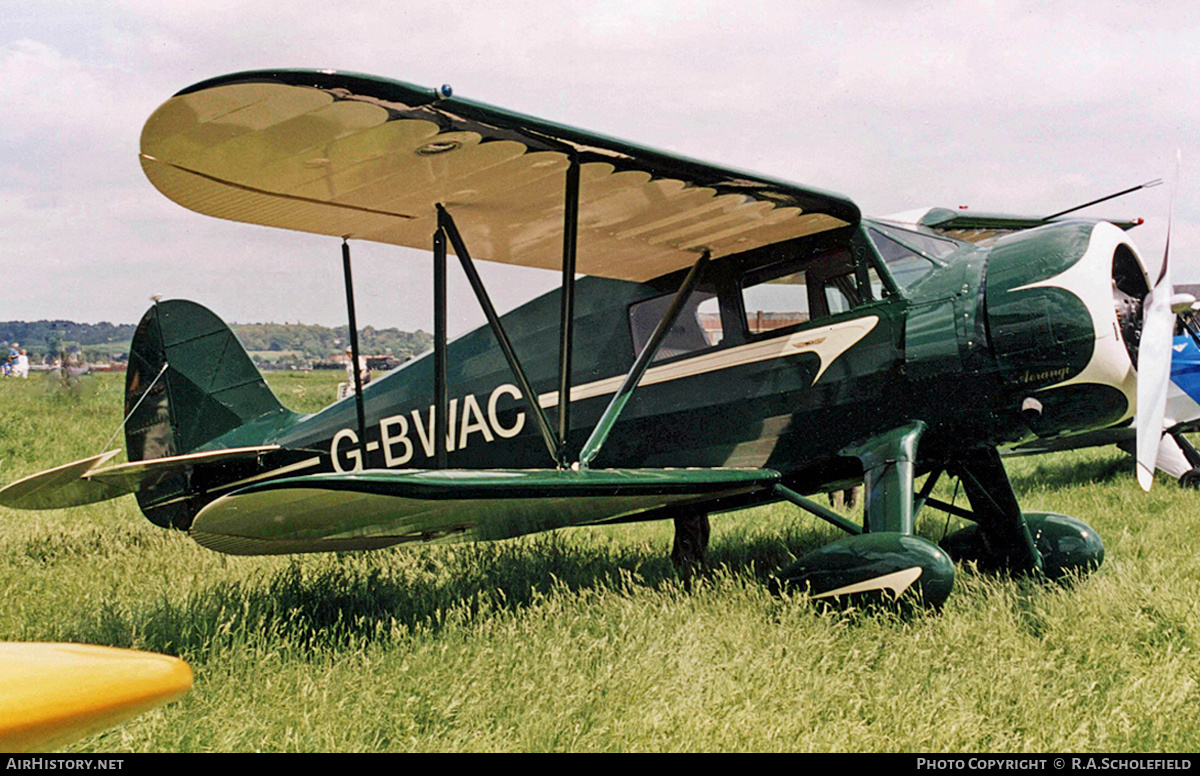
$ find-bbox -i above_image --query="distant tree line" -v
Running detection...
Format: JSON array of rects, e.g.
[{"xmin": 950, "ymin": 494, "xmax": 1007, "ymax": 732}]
[
  {"xmin": 0, "ymin": 319, "xmax": 431, "ymax": 367},
  {"xmin": 0, "ymin": 320, "xmax": 134, "ymax": 364}
]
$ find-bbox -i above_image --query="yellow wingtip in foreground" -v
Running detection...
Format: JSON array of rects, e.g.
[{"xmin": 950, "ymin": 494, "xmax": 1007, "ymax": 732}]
[{"xmin": 0, "ymin": 643, "xmax": 192, "ymax": 752}]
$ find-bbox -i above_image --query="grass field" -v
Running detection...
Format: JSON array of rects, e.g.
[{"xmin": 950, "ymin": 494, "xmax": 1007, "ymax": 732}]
[{"xmin": 2, "ymin": 371, "xmax": 1199, "ymax": 752}]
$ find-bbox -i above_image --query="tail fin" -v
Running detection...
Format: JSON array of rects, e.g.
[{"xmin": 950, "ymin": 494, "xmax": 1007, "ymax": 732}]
[
  {"xmin": 125, "ymin": 299, "xmax": 287, "ymax": 460},
  {"xmin": 125, "ymin": 300, "xmax": 293, "ymax": 528}
]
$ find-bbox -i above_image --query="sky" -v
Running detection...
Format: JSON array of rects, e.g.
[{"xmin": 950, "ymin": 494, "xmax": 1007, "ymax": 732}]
[{"xmin": 1, "ymin": 0, "xmax": 1197, "ymax": 336}]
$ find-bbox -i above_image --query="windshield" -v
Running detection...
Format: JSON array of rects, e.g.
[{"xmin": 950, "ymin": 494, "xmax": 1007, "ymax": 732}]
[
  {"xmin": 868, "ymin": 227, "xmax": 950, "ymax": 295},
  {"xmin": 869, "ymin": 222, "xmax": 961, "ymax": 261}
]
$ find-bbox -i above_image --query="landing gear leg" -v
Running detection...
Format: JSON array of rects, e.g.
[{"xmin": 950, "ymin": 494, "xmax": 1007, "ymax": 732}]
[
  {"xmin": 773, "ymin": 421, "xmax": 956, "ymax": 608},
  {"xmin": 944, "ymin": 447, "xmax": 1043, "ymax": 574},
  {"xmin": 1167, "ymin": 430, "xmax": 1200, "ymax": 488},
  {"xmin": 671, "ymin": 511, "xmax": 710, "ymax": 574}
]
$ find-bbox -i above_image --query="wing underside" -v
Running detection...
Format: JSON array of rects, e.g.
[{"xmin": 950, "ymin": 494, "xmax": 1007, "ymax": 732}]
[
  {"xmin": 141, "ymin": 70, "xmax": 859, "ymax": 282},
  {"xmin": 189, "ymin": 467, "xmax": 781, "ymax": 555}
]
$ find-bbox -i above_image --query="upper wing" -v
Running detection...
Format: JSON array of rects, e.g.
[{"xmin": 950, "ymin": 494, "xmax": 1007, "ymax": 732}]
[
  {"xmin": 140, "ymin": 70, "xmax": 859, "ymax": 282},
  {"xmin": 188, "ymin": 467, "xmax": 781, "ymax": 555},
  {"xmin": 881, "ymin": 207, "xmax": 1143, "ymax": 244}
]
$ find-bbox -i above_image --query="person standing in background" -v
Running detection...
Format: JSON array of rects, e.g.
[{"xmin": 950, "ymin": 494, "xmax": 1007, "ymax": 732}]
[{"xmin": 345, "ymin": 346, "xmax": 370, "ymax": 390}]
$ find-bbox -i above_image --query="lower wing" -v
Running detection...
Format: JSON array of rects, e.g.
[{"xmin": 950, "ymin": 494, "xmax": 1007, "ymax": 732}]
[{"xmin": 189, "ymin": 467, "xmax": 782, "ymax": 555}]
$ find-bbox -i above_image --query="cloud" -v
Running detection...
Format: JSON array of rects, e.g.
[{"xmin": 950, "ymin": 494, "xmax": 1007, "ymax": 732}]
[
  {"xmin": 0, "ymin": 1, "xmax": 1196, "ymax": 327},
  {"xmin": 0, "ymin": 40, "xmax": 127, "ymax": 141}
]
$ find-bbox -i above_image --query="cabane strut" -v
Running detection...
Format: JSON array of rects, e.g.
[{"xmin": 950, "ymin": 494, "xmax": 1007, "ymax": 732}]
[{"xmin": 339, "ymin": 156, "xmax": 711, "ymax": 473}]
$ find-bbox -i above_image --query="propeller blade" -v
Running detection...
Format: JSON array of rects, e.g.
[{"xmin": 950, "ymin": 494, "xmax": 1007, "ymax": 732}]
[{"xmin": 1135, "ymin": 153, "xmax": 1181, "ymax": 491}]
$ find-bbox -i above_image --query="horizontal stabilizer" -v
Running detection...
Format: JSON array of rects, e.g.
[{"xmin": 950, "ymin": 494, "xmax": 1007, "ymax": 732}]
[
  {"xmin": 881, "ymin": 208, "xmax": 1143, "ymax": 244},
  {"xmin": 0, "ymin": 446, "xmax": 279, "ymax": 511},
  {"xmin": 190, "ymin": 467, "xmax": 781, "ymax": 555},
  {"xmin": 0, "ymin": 451, "xmax": 124, "ymax": 510}
]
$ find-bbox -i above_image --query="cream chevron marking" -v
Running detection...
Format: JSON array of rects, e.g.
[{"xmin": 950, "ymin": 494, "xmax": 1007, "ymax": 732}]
[
  {"xmin": 811, "ymin": 567, "xmax": 923, "ymax": 600},
  {"xmin": 80, "ymin": 455, "xmax": 324, "ymax": 510},
  {"xmin": 539, "ymin": 315, "xmax": 879, "ymax": 409}
]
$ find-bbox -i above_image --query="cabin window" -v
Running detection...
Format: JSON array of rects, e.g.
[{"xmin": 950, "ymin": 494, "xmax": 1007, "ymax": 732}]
[
  {"xmin": 826, "ymin": 268, "xmax": 873, "ymax": 314},
  {"xmin": 743, "ymin": 268, "xmax": 811, "ymax": 334},
  {"xmin": 628, "ymin": 290, "xmax": 722, "ymax": 362},
  {"xmin": 741, "ymin": 248, "xmax": 869, "ymax": 335}
]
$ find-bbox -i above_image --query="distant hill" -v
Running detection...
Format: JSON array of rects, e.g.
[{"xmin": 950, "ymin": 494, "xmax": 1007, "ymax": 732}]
[
  {"xmin": 0, "ymin": 319, "xmax": 431, "ymax": 368},
  {"xmin": 232, "ymin": 322, "xmax": 431, "ymax": 369},
  {"xmin": 0, "ymin": 320, "xmax": 135, "ymax": 363}
]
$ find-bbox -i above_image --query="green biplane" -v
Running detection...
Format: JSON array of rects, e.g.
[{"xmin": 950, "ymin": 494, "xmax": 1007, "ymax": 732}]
[{"xmin": 0, "ymin": 69, "xmax": 1180, "ymax": 608}]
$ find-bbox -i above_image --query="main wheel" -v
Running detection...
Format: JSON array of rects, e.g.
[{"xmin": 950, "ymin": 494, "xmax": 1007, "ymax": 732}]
[
  {"xmin": 941, "ymin": 512, "xmax": 1103, "ymax": 581},
  {"xmin": 1179, "ymin": 468, "xmax": 1200, "ymax": 489},
  {"xmin": 773, "ymin": 533, "xmax": 955, "ymax": 609}
]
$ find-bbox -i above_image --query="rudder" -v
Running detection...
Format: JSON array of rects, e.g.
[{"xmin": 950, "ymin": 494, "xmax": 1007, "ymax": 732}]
[{"xmin": 125, "ymin": 299, "xmax": 291, "ymax": 528}]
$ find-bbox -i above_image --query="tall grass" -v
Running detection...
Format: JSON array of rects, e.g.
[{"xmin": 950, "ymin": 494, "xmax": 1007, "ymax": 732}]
[{"xmin": 1, "ymin": 373, "xmax": 1198, "ymax": 751}]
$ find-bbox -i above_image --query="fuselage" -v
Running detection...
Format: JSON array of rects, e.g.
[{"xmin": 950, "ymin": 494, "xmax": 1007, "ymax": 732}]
[{"xmin": 198, "ymin": 218, "xmax": 1147, "ymax": 499}]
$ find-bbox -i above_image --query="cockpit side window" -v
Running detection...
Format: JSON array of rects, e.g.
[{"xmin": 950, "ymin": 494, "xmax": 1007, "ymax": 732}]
[
  {"xmin": 740, "ymin": 248, "xmax": 871, "ymax": 336},
  {"xmin": 628, "ymin": 289, "xmax": 722, "ymax": 362},
  {"xmin": 743, "ymin": 267, "xmax": 811, "ymax": 334}
]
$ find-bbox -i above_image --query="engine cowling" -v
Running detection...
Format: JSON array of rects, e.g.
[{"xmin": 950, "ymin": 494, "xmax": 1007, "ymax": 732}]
[{"xmin": 983, "ymin": 221, "xmax": 1147, "ymax": 438}]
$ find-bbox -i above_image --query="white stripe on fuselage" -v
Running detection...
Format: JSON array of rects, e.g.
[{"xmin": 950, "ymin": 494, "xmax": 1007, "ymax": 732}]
[
  {"xmin": 538, "ymin": 315, "xmax": 879, "ymax": 409},
  {"xmin": 212, "ymin": 455, "xmax": 323, "ymax": 493},
  {"xmin": 325, "ymin": 315, "xmax": 879, "ymax": 472}
]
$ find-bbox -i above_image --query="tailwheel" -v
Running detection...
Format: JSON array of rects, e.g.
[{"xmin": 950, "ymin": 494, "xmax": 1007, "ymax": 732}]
[
  {"xmin": 941, "ymin": 512, "xmax": 1104, "ymax": 581},
  {"xmin": 773, "ymin": 533, "xmax": 956, "ymax": 610},
  {"xmin": 1179, "ymin": 468, "xmax": 1200, "ymax": 489}
]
